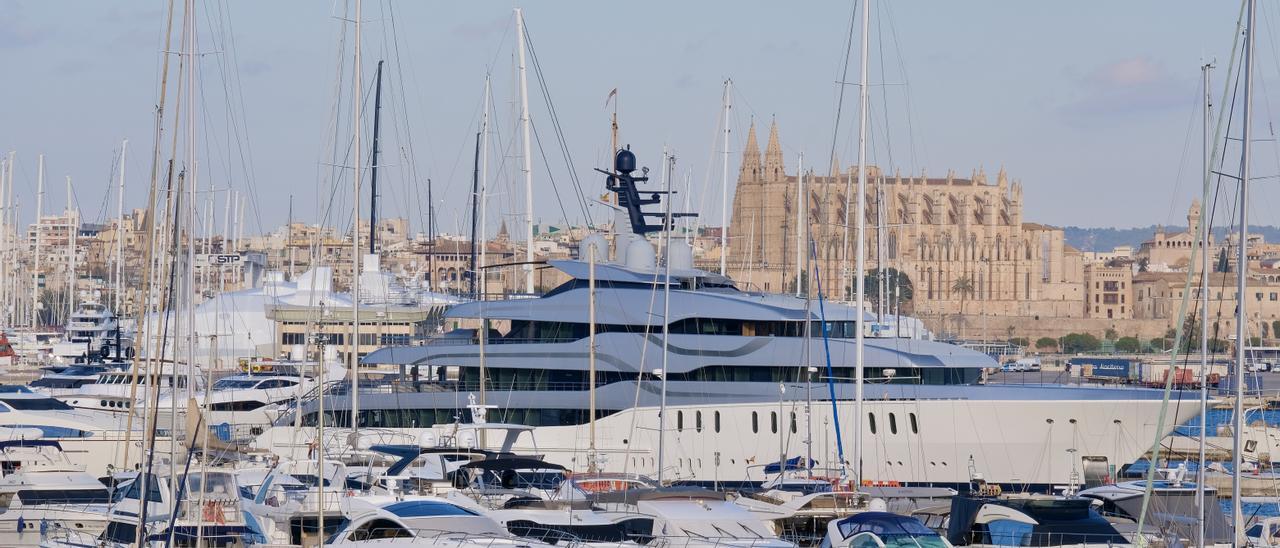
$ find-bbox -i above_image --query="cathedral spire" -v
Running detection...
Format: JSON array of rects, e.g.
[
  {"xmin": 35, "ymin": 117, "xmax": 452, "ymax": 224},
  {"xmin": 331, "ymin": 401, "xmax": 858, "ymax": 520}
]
[
  {"xmin": 740, "ymin": 121, "xmax": 761, "ymax": 182},
  {"xmin": 764, "ymin": 120, "xmax": 784, "ymax": 180}
]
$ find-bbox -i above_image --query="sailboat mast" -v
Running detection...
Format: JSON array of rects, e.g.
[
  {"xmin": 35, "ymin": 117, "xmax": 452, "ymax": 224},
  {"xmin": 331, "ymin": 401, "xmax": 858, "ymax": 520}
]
[
  {"xmin": 116, "ymin": 140, "xmax": 127, "ymax": 312},
  {"xmin": 657, "ymin": 148, "xmax": 674, "ymax": 484},
  {"xmin": 851, "ymin": 0, "xmax": 871, "ymax": 483},
  {"xmin": 32, "ymin": 154, "xmax": 43, "ymax": 328},
  {"xmin": 1233, "ymin": 0, "xmax": 1256, "ymax": 540},
  {"xmin": 479, "ymin": 76, "xmax": 490, "ymax": 299},
  {"xmin": 65, "ymin": 176, "xmax": 76, "ymax": 324},
  {"xmin": 368, "ymin": 60, "xmax": 384, "ymax": 256},
  {"xmin": 469, "ymin": 131, "xmax": 481, "ymax": 298},
  {"xmin": 720, "ymin": 79, "xmax": 732, "ymax": 276},
  {"xmin": 587, "ymin": 243, "xmax": 597, "ymax": 472},
  {"xmin": 516, "ymin": 8, "xmax": 535, "ymax": 294},
  {"xmin": 796, "ymin": 152, "xmax": 804, "ymax": 297},
  {"xmin": 1197, "ymin": 61, "xmax": 1212, "ymax": 548},
  {"xmin": 351, "ymin": 0, "xmax": 364, "ymax": 435}
]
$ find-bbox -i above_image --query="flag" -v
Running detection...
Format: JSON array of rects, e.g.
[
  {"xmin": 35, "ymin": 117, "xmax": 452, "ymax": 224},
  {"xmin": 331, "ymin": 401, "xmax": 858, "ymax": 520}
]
[{"xmin": 605, "ymin": 88, "xmax": 618, "ymax": 108}]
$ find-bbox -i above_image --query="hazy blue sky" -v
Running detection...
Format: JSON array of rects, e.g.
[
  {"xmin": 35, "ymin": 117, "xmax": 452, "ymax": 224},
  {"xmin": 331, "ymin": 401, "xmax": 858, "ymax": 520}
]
[{"xmin": 0, "ymin": 1, "xmax": 1269, "ymax": 237}]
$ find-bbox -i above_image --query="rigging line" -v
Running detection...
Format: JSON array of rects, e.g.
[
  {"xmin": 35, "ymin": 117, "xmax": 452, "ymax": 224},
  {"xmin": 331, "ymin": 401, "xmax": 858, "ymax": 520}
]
[
  {"xmin": 208, "ymin": 0, "xmax": 264, "ymax": 241},
  {"xmin": 878, "ymin": 0, "xmax": 921, "ymax": 170},
  {"xmin": 528, "ymin": 118, "xmax": 574, "ymax": 228},
  {"xmin": 520, "ymin": 20, "xmax": 592, "ymax": 225},
  {"xmin": 826, "ymin": 0, "xmax": 862, "ymax": 182},
  {"xmin": 873, "ymin": 1, "xmax": 893, "ymax": 170}
]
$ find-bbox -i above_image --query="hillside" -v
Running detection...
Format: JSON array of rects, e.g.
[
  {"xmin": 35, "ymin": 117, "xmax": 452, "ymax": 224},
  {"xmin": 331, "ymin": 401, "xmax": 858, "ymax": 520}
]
[{"xmin": 1062, "ymin": 225, "xmax": 1280, "ymax": 252}]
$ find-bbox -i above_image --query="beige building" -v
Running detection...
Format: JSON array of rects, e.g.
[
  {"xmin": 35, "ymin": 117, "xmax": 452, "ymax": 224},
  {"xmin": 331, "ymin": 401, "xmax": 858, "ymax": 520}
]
[
  {"xmin": 1136, "ymin": 201, "xmax": 1215, "ymax": 272},
  {"xmin": 1083, "ymin": 263, "xmax": 1133, "ymax": 319},
  {"xmin": 725, "ymin": 121, "xmax": 1085, "ymax": 323},
  {"xmin": 1134, "ymin": 270, "xmax": 1280, "ymax": 340}
]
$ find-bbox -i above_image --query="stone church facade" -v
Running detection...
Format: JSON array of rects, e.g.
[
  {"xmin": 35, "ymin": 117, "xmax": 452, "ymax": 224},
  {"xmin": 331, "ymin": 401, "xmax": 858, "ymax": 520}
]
[{"xmin": 723, "ymin": 122, "xmax": 1084, "ymax": 321}]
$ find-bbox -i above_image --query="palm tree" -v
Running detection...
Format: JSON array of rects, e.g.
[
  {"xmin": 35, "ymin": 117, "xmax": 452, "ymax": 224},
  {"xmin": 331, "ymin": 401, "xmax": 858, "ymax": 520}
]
[{"xmin": 951, "ymin": 275, "xmax": 975, "ymax": 318}]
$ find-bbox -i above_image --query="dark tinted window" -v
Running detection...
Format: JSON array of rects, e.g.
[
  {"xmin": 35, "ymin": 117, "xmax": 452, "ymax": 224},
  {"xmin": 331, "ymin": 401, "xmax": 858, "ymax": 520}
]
[{"xmin": 0, "ymin": 398, "xmax": 73, "ymax": 411}]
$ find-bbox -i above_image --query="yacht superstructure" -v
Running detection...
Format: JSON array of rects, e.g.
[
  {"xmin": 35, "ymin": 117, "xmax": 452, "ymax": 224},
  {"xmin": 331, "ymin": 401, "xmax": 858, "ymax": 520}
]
[{"xmin": 259, "ymin": 148, "xmax": 1203, "ymax": 490}]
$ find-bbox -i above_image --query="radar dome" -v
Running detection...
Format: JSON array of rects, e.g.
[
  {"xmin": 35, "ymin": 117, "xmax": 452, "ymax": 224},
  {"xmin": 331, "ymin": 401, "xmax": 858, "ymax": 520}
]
[
  {"xmin": 579, "ymin": 233, "xmax": 609, "ymax": 262},
  {"xmin": 668, "ymin": 240, "xmax": 694, "ymax": 270},
  {"xmin": 625, "ymin": 238, "xmax": 656, "ymax": 271},
  {"xmin": 615, "ymin": 148, "xmax": 637, "ymax": 174}
]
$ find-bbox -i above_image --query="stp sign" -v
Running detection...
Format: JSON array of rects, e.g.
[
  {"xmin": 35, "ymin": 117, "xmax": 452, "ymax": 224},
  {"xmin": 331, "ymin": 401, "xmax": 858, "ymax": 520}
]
[{"xmin": 201, "ymin": 254, "xmax": 242, "ymax": 266}]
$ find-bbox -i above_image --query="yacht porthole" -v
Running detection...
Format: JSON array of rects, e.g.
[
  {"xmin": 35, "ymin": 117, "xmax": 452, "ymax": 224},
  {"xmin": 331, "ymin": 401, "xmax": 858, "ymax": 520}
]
[
  {"xmin": 1069, "ymin": 419, "xmax": 1077, "ymax": 424},
  {"xmin": 1045, "ymin": 419, "xmax": 1054, "ymax": 424},
  {"xmin": 930, "ymin": 461, "xmax": 936, "ymax": 466}
]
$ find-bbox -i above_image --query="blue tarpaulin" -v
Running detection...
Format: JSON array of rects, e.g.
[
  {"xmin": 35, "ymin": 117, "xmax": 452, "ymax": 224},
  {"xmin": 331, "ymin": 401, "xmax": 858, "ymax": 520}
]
[{"xmin": 764, "ymin": 456, "xmax": 817, "ymax": 474}]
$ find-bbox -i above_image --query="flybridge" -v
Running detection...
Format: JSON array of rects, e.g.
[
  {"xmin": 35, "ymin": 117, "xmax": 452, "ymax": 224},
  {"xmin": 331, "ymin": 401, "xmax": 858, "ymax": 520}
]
[{"xmin": 596, "ymin": 148, "xmax": 695, "ymax": 235}]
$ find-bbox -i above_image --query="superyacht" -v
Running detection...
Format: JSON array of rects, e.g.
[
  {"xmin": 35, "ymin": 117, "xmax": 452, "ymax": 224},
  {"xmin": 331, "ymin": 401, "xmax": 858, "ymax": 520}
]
[{"xmin": 259, "ymin": 148, "xmax": 1200, "ymax": 490}]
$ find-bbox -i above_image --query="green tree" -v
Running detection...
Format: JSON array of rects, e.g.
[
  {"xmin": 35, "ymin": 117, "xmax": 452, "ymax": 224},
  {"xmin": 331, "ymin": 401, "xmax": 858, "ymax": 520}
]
[
  {"xmin": 1115, "ymin": 336, "xmax": 1141, "ymax": 353},
  {"xmin": 1150, "ymin": 337, "xmax": 1170, "ymax": 352},
  {"xmin": 1137, "ymin": 257, "xmax": 1150, "ymax": 273},
  {"xmin": 1008, "ymin": 337, "xmax": 1030, "ymax": 348},
  {"xmin": 1273, "ymin": 320, "xmax": 1280, "ymax": 341},
  {"xmin": 1061, "ymin": 332, "xmax": 1101, "ymax": 353},
  {"xmin": 862, "ymin": 268, "xmax": 914, "ymax": 312},
  {"xmin": 1036, "ymin": 337, "xmax": 1058, "ymax": 350},
  {"xmin": 1104, "ymin": 328, "xmax": 1118, "ymax": 341}
]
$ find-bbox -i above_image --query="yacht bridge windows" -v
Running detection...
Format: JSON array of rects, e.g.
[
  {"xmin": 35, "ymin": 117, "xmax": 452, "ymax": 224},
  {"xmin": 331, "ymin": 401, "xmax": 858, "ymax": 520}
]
[
  {"xmin": 456, "ymin": 318, "xmax": 860, "ymax": 345},
  {"xmin": 450, "ymin": 364, "xmax": 979, "ymax": 391}
]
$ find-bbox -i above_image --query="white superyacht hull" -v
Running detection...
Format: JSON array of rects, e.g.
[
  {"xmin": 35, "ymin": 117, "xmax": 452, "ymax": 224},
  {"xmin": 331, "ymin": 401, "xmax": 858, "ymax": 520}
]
[{"xmin": 259, "ymin": 395, "xmax": 1195, "ymax": 488}]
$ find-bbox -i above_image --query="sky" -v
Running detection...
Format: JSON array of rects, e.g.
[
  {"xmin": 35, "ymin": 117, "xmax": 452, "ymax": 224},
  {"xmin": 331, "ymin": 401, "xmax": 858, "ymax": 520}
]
[{"xmin": 0, "ymin": 1, "xmax": 1273, "ymax": 238}]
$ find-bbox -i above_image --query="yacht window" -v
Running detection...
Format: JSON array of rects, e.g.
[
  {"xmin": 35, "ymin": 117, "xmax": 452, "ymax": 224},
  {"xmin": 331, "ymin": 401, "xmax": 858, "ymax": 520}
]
[
  {"xmin": 677, "ymin": 411, "xmax": 684, "ymax": 432},
  {"xmin": 384, "ymin": 500, "xmax": 479, "ymax": 517},
  {"xmin": 18, "ymin": 488, "xmax": 110, "ymax": 504},
  {"xmin": 889, "ymin": 413, "xmax": 898, "ymax": 435},
  {"xmin": 771, "ymin": 412, "xmax": 778, "ymax": 434},
  {"xmin": 695, "ymin": 411, "xmax": 702, "ymax": 432},
  {"xmin": 114, "ymin": 477, "xmax": 164, "ymax": 503},
  {"xmin": 348, "ymin": 518, "xmax": 413, "ymax": 542},
  {"xmin": 714, "ymin": 411, "xmax": 721, "ymax": 433},
  {"xmin": 210, "ymin": 400, "xmax": 267, "ymax": 412},
  {"xmin": 751, "ymin": 412, "xmax": 758, "ymax": 434},
  {"xmin": 0, "ymin": 398, "xmax": 74, "ymax": 411},
  {"xmin": 910, "ymin": 413, "xmax": 918, "ymax": 434},
  {"xmin": 869, "ymin": 413, "xmax": 877, "ymax": 435},
  {"xmin": 213, "ymin": 379, "xmax": 261, "ymax": 390}
]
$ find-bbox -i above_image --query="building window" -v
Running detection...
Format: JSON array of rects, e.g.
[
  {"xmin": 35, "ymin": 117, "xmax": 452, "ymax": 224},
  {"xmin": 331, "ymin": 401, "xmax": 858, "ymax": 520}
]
[{"xmin": 1271, "ymin": 293, "xmax": 1277, "ymax": 301}]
